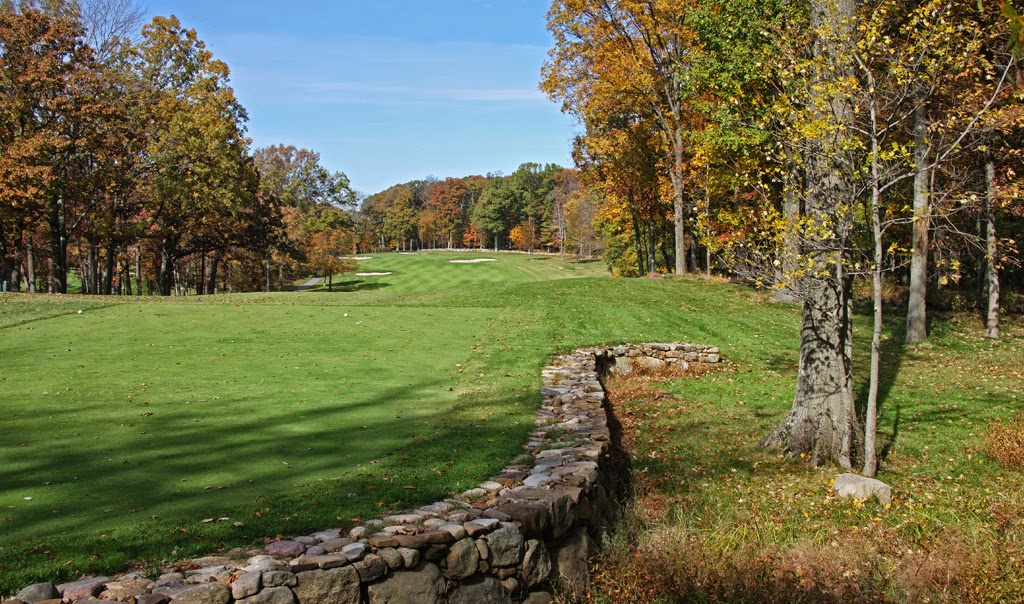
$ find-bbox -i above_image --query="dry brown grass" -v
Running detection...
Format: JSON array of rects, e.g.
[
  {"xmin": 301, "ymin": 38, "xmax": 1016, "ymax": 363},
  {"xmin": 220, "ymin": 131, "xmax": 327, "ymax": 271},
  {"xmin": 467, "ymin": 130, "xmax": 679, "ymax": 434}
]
[{"xmin": 986, "ymin": 418, "xmax": 1024, "ymax": 468}]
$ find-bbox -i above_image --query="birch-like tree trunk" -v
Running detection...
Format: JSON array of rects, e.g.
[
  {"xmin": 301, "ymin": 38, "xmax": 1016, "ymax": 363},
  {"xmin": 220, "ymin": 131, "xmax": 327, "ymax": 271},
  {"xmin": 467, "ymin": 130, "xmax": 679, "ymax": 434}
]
[{"xmin": 985, "ymin": 158, "xmax": 1000, "ymax": 339}]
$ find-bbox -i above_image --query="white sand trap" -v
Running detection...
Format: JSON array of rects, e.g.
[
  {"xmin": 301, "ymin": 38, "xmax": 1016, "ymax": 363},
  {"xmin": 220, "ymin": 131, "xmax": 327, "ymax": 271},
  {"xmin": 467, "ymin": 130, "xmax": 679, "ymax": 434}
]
[
  {"xmin": 351, "ymin": 256, "xmax": 373, "ymax": 261},
  {"xmin": 356, "ymin": 272, "xmax": 392, "ymax": 276},
  {"xmin": 450, "ymin": 258, "xmax": 497, "ymax": 264},
  {"xmin": 399, "ymin": 252, "xmax": 417, "ymax": 255}
]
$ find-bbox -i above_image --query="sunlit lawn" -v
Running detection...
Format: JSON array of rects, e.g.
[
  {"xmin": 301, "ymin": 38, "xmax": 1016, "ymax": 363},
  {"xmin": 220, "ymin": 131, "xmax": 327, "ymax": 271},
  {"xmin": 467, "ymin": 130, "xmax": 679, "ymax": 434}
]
[{"xmin": 1, "ymin": 252, "xmax": 1019, "ymax": 601}]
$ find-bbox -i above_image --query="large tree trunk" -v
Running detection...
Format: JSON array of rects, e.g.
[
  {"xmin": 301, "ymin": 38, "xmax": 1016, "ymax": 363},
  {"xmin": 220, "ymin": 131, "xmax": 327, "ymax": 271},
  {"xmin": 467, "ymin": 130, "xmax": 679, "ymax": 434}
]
[
  {"xmin": 49, "ymin": 197, "xmax": 69, "ymax": 294},
  {"xmin": 26, "ymin": 235, "xmax": 36, "ymax": 293},
  {"xmin": 102, "ymin": 244, "xmax": 115, "ymax": 295},
  {"xmin": 761, "ymin": 0, "xmax": 859, "ymax": 469},
  {"xmin": 207, "ymin": 254, "xmax": 219, "ymax": 295},
  {"xmin": 985, "ymin": 158, "xmax": 1000, "ymax": 339},
  {"xmin": 761, "ymin": 267, "xmax": 857, "ymax": 467},
  {"xmin": 158, "ymin": 237, "xmax": 176, "ymax": 296},
  {"xmin": 906, "ymin": 103, "xmax": 931, "ymax": 343}
]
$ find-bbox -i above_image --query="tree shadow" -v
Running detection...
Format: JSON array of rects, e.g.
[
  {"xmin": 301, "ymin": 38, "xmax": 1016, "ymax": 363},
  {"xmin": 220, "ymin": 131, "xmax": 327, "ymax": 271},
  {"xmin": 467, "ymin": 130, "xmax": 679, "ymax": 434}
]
[
  {"xmin": 852, "ymin": 312, "xmax": 908, "ymax": 463},
  {"xmin": 320, "ymin": 280, "xmax": 391, "ymax": 293}
]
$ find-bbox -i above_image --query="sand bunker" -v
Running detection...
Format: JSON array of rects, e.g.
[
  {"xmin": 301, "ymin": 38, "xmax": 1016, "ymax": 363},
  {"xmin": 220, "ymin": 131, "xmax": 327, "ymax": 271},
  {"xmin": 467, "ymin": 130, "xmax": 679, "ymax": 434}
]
[
  {"xmin": 351, "ymin": 256, "xmax": 373, "ymax": 261},
  {"xmin": 356, "ymin": 272, "xmax": 392, "ymax": 277},
  {"xmin": 450, "ymin": 259, "xmax": 497, "ymax": 264}
]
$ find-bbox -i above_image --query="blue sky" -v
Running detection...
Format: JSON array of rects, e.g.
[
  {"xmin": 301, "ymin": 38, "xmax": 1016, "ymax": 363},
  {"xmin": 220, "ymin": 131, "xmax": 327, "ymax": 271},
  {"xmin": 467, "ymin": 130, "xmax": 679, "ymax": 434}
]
[{"xmin": 142, "ymin": 1, "xmax": 580, "ymax": 196}]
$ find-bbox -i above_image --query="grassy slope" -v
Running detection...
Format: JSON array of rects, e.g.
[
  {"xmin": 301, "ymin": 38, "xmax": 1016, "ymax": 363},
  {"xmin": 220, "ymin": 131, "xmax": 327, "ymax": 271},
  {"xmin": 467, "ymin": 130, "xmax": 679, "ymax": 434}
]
[
  {"xmin": 0, "ymin": 252, "xmax": 615, "ymax": 591},
  {"xmin": 2, "ymin": 254, "xmax": 1019, "ymax": 600}
]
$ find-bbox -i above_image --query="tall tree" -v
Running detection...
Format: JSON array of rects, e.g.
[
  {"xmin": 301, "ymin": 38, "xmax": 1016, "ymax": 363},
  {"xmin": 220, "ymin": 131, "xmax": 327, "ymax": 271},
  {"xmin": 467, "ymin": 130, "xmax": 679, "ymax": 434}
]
[
  {"xmin": 132, "ymin": 15, "xmax": 262, "ymax": 296},
  {"xmin": 543, "ymin": 0, "xmax": 696, "ymax": 274}
]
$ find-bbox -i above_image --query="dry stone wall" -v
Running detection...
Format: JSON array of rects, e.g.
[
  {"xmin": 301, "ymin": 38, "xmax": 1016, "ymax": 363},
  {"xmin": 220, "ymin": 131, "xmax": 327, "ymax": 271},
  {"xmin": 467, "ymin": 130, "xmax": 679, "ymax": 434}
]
[{"xmin": 5, "ymin": 343, "xmax": 719, "ymax": 604}]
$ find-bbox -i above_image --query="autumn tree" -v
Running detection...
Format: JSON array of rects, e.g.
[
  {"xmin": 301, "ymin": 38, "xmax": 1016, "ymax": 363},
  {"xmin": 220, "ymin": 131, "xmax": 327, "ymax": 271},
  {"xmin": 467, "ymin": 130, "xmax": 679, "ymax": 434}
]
[
  {"xmin": 543, "ymin": 0, "xmax": 699, "ymax": 274},
  {"xmin": 131, "ymin": 15, "xmax": 267, "ymax": 296},
  {"xmin": 0, "ymin": 8, "xmax": 119, "ymax": 293},
  {"xmin": 424, "ymin": 177, "xmax": 469, "ymax": 249},
  {"xmin": 307, "ymin": 229, "xmax": 356, "ymax": 291}
]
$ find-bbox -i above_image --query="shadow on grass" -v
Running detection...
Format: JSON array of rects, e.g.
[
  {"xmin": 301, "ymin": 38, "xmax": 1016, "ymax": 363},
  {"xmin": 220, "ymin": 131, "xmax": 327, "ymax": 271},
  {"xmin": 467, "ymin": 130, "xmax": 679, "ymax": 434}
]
[
  {"xmin": 851, "ymin": 306, "xmax": 908, "ymax": 463},
  {"xmin": 317, "ymin": 280, "xmax": 391, "ymax": 293},
  {"xmin": 0, "ymin": 374, "xmax": 532, "ymax": 593}
]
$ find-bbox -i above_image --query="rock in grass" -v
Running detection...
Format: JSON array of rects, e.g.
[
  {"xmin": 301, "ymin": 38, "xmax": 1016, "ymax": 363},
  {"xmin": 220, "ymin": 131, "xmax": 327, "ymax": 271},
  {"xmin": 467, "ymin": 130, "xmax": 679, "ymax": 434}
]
[
  {"xmin": 832, "ymin": 473, "xmax": 892, "ymax": 505},
  {"xmin": 14, "ymin": 582, "xmax": 58, "ymax": 603}
]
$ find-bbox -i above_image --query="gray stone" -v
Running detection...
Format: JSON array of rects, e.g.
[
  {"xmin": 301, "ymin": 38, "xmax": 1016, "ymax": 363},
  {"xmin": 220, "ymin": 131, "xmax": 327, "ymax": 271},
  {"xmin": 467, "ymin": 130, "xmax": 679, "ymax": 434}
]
[
  {"xmin": 235, "ymin": 586, "xmax": 295, "ymax": 604},
  {"xmin": 522, "ymin": 474, "xmax": 551, "ymax": 488},
  {"xmin": 448, "ymin": 576, "xmax": 512, "ymax": 604},
  {"xmin": 551, "ymin": 528, "xmax": 591, "ymax": 595},
  {"xmin": 435, "ymin": 523, "xmax": 467, "ymax": 540},
  {"xmin": 310, "ymin": 529, "xmax": 342, "ymax": 542},
  {"xmin": 341, "ymin": 542, "xmax": 369, "ymax": 561},
  {"xmin": 500, "ymin": 576, "xmax": 521, "ymax": 597},
  {"xmin": 293, "ymin": 566, "xmax": 360, "ymax": 604},
  {"xmin": 376, "ymin": 547, "xmax": 404, "ymax": 570},
  {"xmin": 320, "ymin": 537, "xmax": 354, "ymax": 553},
  {"xmin": 484, "ymin": 523, "xmax": 524, "ymax": 567},
  {"xmin": 304, "ymin": 545, "xmax": 327, "ymax": 556},
  {"xmin": 522, "ymin": 539, "xmax": 552, "ymax": 588},
  {"xmin": 398, "ymin": 547, "xmax": 421, "ymax": 568},
  {"xmin": 150, "ymin": 577, "xmax": 185, "ymax": 591},
  {"xmin": 230, "ymin": 572, "xmax": 261, "ymax": 600},
  {"xmin": 262, "ymin": 571, "xmax": 297, "ymax": 588},
  {"xmin": 293, "ymin": 536, "xmax": 318, "ymax": 546},
  {"xmin": 383, "ymin": 513, "xmax": 424, "ymax": 525},
  {"xmin": 366, "ymin": 563, "xmax": 444, "ymax": 603},
  {"xmin": 136, "ymin": 595, "xmax": 173, "ymax": 604},
  {"xmin": 244, "ymin": 556, "xmax": 286, "ymax": 573},
  {"xmin": 266, "ymin": 541, "xmax": 307, "ymax": 558},
  {"xmin": 290, "ymin": 554, "xmax": 349, "ymax": 571},
  {"xmin": 160, "ymin": 583, "xmax": 231, "ymax": 604},
  {"xmin": 14, "ymin": 582, "xmax": 58, "ymax": 603},
  {"xmin": 832, "ymin": 473, "xmax": 892, "ymax": 505},
  {"xmin": 185, "ymin": 566, "xmax": 227, "ymax": 578},
  {"xmin": 523, "ymin": 592, "xmax": 552, "ymax": 604},
  {"xmin": 442, "ymin": 538, "xmax": 480, "ymax": 580},
  {"xmin": 354, "ymin": 554, "xmax": 387, "ymax": 582}
]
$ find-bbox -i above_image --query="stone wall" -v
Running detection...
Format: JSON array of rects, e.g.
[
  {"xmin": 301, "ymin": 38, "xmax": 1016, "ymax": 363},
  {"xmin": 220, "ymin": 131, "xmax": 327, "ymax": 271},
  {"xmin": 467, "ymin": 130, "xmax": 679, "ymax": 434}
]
[{"xmin": 5, "ymin": 343, "xmax": 719, "ymax": 604}]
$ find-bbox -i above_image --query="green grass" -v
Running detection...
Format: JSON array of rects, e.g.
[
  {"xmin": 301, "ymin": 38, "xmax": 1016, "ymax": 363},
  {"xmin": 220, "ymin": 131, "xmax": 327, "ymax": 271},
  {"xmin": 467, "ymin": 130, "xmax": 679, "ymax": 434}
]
[
  {"xmin": 590, "ymin": 306, "xmax": 1024, "ymax": 603},
  {"xmin": 1, "ymin": 253, "xmax": 1020, "ymax": 601}
]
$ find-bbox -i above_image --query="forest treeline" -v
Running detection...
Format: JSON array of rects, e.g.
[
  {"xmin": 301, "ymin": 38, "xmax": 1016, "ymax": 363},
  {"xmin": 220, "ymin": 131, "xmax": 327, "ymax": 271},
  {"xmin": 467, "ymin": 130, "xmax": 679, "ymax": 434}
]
[{"xmin": 0, "ymin": 2, "xmax": 610, "ymax": 297}]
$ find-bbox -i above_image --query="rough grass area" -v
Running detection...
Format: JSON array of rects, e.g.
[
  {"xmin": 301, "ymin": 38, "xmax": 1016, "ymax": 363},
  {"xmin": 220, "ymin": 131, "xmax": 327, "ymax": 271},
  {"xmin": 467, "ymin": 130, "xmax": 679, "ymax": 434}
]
[{"xmin": 589, "ymin": 312, "xmax": 1023, "ymax": 604}]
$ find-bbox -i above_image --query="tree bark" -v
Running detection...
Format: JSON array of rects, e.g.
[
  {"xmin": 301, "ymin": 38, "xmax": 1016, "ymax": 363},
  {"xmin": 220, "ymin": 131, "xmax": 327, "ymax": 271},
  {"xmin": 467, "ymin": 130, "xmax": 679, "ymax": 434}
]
[
  {"xmin": 26, "ymin": 235, "xmax": 36, "ymax": 293},
  {"xmin": 761, "ymin": 0, "xmax": 859, "ymax": 469},
  {"xmin": 207, "ymin": 254, "xmax": 219, "ymax": 295},
  {"xmin": 103, "ymin": 243, "xmax": 116, "ymax": 295},
  {"xmin": 158, "ymin": 237, "xmax": 176, "ymax": 296},
  {"xmin": 906, "ymin": 103, "xmax": 931, "ymax": 343},
  {"xmin": 49, "ymin": 196, "xmax": 69, "ymax": 294},
  {"xmin": 985, "ymin": 157, "xmax": 1000, "ymax": 339}
]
